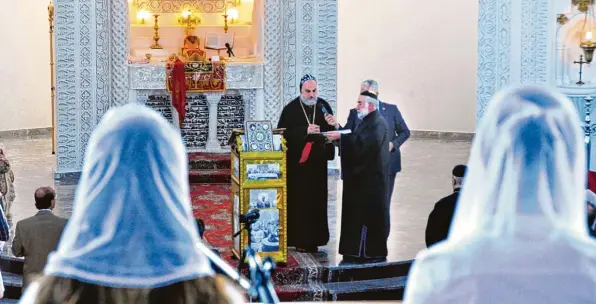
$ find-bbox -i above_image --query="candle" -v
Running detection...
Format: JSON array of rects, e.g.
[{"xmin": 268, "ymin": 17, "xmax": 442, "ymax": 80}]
[{"xmin": 587, "ymin": 31, "xmax": 593, "ymax": 41}]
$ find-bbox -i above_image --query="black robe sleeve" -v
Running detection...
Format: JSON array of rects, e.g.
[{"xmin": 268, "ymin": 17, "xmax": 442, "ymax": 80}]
[{"xmin": 340, "ymin": 119, "xmax": 387, "ymax": 177}]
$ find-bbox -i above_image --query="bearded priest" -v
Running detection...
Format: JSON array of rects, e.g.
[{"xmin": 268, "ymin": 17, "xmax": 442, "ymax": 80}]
[
  {"xmin": 325, "ymin": 91, "xmax": 390, "ymax": 263},
  {"xmin": 277, "ymin": 74, "xmax": 337, "ymax": 253}
]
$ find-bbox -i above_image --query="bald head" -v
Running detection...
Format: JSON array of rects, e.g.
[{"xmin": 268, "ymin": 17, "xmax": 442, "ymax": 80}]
[{"xmin": 35, "ymin": 186, "xmax": 56, "ymax": 210}]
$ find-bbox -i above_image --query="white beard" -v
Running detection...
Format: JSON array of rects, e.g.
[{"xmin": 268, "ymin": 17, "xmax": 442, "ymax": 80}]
[
  {"xmin": 357, "ymin": 108, "xmax": 370, "ymax": 120},
  {"xmin": 300, "ymin": 96, "xmax": 317, "ymax": 106}
]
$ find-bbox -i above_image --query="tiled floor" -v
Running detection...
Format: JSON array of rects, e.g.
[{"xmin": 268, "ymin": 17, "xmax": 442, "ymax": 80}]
[{"xmin": 0, "ymin": 135, "xmax": 472, "ymax": 262}]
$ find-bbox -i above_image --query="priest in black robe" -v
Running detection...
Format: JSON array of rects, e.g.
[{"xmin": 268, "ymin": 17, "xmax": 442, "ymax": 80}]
[
  {"xmin": 325, "ymin": 91, "xmax": 390, "ymax": 263},
  {"xmin": 277, "ymin": 74, "xmax": 336, "ymax": 253}
]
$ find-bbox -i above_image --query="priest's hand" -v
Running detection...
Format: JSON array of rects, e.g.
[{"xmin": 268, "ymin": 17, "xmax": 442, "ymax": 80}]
[
  {"xmin": 307, "ymin": 124, "xmax": 320, "ymax": 134},
  {"xmin": 325, "ymin": 131, "xmax": 341, "ymax": 141},
  {"xmin": 389, "ymin": 142, "xmax": 394, "ymax": 152},
  {"xmin": 324, "ymin": 114, "xmax": 339, "ymax": 129}
]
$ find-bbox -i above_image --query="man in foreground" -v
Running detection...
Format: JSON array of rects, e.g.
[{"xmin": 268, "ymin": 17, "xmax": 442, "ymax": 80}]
[{"xmin": 12, "ymin": 186, "xmax": 68, "ymax": 289}]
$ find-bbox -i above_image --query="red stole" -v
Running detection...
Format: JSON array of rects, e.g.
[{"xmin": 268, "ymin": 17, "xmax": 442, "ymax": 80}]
[
  {"xmin": 299, "ymin": 142, "xmax": 313, "ymax": 164},
  {"xmin": 170, "ymin": 60, "xmax": 187, "ymax": 127}
]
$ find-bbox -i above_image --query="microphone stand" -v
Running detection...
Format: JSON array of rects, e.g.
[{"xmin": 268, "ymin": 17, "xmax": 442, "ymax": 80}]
[
  {"xmin": 195, "ymin": 241, "xmax": 251, "ymax": 291},
  {"xmin": 246, "ymin": 249, "xmax": 279, "ymax": 303},
  {"xmin": 233, "ymin": 220, "xmax": 279, "ymax": 303}
]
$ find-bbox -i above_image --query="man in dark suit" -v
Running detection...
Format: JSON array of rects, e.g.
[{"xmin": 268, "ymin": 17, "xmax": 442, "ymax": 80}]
[
  {"xmin": 327, "ymin": 80, "xmax": 410, "ymax": 206},
  {"xmin": 425, "ymin": 164, "xmax": 466, "ymax": 247},
  {"xmin": 12, "ymin": 186, "xmax": 68, "ymax": 289}
]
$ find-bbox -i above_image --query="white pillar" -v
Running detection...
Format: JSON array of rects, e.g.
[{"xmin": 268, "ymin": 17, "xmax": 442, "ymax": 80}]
[
  {"xmin": 205, "ymin": 92, "xmax": 223, "ymax": 152},
  {"xmin": 255, "ymin": 88, "xmax": 265, "ymax": 120}
]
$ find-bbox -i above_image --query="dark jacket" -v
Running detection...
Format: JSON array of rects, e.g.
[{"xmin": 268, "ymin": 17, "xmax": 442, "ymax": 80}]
[
  {"xmin": 425, "ymin": 189, "xmax": 460, "ymax": 248},
  {"xmin": 343, "ymin": 101, "xmax": 410, "ymax": 175}
]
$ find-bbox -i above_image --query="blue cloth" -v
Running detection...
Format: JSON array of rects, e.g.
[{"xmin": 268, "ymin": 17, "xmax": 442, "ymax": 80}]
[
  {"xmin": 43, "ymin": 104, "xmax": 213, "ymax": 288},
  {"xmin": 343, "ymin": 100, "xmax": 410, "ymax": 175}
]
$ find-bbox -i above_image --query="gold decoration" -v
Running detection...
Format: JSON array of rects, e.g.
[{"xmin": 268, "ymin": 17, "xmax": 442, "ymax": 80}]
[
  {"xmin": 574, "ymin": 0, "xmax": 594, "ymax": 13},
  {"xmin": 135, "ymin": 0, "xmax": 228, "ymax": 14},
  {"xmin": 557, "ymin": 14, "xmax": 569, "ymax": 25},
  {"xmin": 223, "ymin": 14, "xmax": 229, "ymax": 33},
  {"xmin": 151, "ymin": 14, "xmax": 163, "ymax": 49},
  {"xmin": 229, "ymin": 129, "xmax": 288, "ymax": 264},
  {"xmin": 48, "ymin": 1, "xmax": 56, "ymax": 155}
]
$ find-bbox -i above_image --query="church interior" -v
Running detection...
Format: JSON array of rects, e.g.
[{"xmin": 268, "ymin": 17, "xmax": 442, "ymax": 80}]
[{"xmin": 1, "ymin": 0, "xmax": 595, "ymax": 303}]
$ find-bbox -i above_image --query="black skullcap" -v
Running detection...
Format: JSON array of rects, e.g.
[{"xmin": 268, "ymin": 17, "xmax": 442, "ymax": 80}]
[
  {"xmin": 452, "ymin": 164, "xmax": 467, "ymax": 178},
  {"xmin": 360, "ymin": 91, "xmax": 378, "ymax": 99},
  {"xmin": 299, "ymin": 74, "xmax": 316, "ymax": 90}
]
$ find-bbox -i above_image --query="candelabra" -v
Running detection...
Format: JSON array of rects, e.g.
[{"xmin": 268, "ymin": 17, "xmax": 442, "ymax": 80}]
[
  {"xmin": 151, "ymin": 14, "xmax": 162, "ymax": 49},
  {"xmin": 48, "ymin": 1, "xmax": 56, "ymax": 155},
  {"xmin": 223, "ymin": 14, "xmax": 229, "ymax": 33}
]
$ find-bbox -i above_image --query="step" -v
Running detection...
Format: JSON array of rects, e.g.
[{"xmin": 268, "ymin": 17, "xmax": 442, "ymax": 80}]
[
  {"xmin": 188, "ymin": 153, "xmax": 231, "ymax": 171},
  {"xmin": 188, "ymin": 169, "xmax": 231, "ymax": 184},
  {"xmin": 275, "ymin": 276, "xmax": 407, "ymax": 302},
  {"xmin": 327, "ymin": 276, "xmax": 407, "ymax": 301}
]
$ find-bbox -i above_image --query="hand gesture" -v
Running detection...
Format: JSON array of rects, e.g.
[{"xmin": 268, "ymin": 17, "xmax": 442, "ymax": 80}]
[
  {"xmin": 324, "ymin": 114, "xmax": 339, "ymax": 128},
  {"xmin": 325, "ymin": 131, "xmax": 341, "ymax": 141},
  {"xmin": 307, "ymin": 124, "xmax": 320, "ymax": 134}
]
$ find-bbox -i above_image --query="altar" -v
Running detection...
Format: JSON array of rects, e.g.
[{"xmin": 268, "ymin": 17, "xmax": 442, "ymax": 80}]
[
  {"xmin": 51, "ymin": 0, "xmax": 339, "ymax": 175},
  {"xmin": 129, "ymin": 58, "xmax": 263, "ymax": 152}
]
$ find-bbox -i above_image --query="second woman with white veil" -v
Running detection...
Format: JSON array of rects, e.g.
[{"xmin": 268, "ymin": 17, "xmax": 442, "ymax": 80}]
[{"xmin": 404, "ymin": 86, "xmax": 596, "ymax": 303}]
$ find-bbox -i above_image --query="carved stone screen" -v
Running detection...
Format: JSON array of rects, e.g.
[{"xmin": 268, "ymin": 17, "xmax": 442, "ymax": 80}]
[
  {"xmin": 217, "ymin": 95, "xmax": 245, "ymax": 146},
  {"xmin": 134, "ymin": 0, "xmax": 228, "ymax": 13},
  {"xmin": 145, "ymin": 94, "xmax": 210, "ymax": 148},
  {"xmin": 182, "ymin": 95, "xmax": 210, "ymax": 148}
]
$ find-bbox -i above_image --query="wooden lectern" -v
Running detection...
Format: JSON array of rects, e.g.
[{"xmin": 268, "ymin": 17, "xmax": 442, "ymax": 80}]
[{"xmin": 228, "ymin": 127, "xmax": 288, "ymax": 264}]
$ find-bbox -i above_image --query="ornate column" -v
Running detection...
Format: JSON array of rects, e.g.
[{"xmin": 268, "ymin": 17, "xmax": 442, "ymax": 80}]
[
  {"xmin": 205, "ymin": 93, "xmax": 223, "ymax": 152},
  {"xmin": 263, "ymin": 0, "xmax": 283, "ymax": 123},
  {"xmin": 110, "ymin": 0, "xmax": 130, "ymax": 106}
]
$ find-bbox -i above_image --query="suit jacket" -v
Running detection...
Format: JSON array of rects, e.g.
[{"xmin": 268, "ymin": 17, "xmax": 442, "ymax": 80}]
[
  {"xmin": 12, "ymin": 211, "xmax": 68, "ymax": 288},
  {"xmin": 425, "ymin": 189, "xmax": 460, "ymax": 248},
  {"xmin": 343, "ymin": 101, "xmax": 410, "ymax": 175}
]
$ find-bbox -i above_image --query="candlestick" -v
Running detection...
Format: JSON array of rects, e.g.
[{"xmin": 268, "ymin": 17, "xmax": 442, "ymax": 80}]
[{"xmin": 151, "ymin": 14, "xmax": 163, "ymax": 49}]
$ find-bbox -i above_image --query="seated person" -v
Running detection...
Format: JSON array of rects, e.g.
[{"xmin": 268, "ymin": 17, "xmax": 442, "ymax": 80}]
[{"xmin": 425, "ymin": 164, "xmax": 466, "ymax": 248}]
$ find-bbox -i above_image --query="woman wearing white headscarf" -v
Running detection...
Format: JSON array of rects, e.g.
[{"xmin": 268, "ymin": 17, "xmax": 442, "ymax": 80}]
[
  {"xmin": 404, "ymin": 86, "xmax": 596, "ymax": 303},
  {"xmin": 19, "ymin": 104, "xmax": 244, "ymax": 303}
]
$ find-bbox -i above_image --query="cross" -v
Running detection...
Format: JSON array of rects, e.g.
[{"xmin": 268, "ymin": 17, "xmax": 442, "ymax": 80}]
[{"xmin": 574, "ymin": 54, "xmax": 589, "ymax": 85}]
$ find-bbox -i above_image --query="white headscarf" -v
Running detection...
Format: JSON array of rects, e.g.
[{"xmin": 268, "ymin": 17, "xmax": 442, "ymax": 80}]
[
  {"xmin": 404, "ymin": 86, "xmax": 596, "ymax": 303},
  {"xmin": 42, "ymin": 103, "xmax": 213, "ymax": 288}
]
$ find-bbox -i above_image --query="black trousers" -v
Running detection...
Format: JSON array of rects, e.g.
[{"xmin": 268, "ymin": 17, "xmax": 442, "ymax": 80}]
[{"xmin": 386, "ymin": 173, "xmax": 397, "ymax": 205}]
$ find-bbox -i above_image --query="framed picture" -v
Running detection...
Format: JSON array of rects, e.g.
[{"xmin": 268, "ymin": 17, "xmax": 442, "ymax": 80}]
[
  {"xmin": 246, "ymin": 162, "xmax": 281, "ymax": 181},
  {"xmin": 249, "ymin": 188, "xmax": 278, "ymax": 209},
  {"xmin": 249, "ymin": 209, "xmax": 280, "ymax": 253},
  {"xmin": 245, "ymin": 121, "xmax": 274, "ymax": 152}
]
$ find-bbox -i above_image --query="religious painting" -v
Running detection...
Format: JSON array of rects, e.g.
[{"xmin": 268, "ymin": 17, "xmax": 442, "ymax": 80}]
[
  {"xmin": 233, "ymin": 193, "xmax": 240, "ymax": 253},
  {"xmin": 249, "ymin": 188, "xmax": 278, "ymax": 209},
  {"xmin": 273, "ymin": 134, "xmax": 283, "ymax": 152},
  {"xmin": 249, "ymin": 209, "xmax": 280, "ymax": 253},
  {"xmin": 244, "ymin": 121, "xmax": 274, "ymax": 152},
  {"xmin": 246, "ymin": 162, "xmax": 281, "ymax": 181}
]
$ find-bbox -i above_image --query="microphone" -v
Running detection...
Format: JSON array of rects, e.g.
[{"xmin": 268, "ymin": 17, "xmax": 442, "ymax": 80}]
[
  {"xmin": 317, "ymin": 103, "xmax": 329, "ymax": 116},
  {"xmin": 240, "ymin": 209, "xmax": 260, "ymax": 224},
  {"xmin": 225, "ymin": 42, "xmax": 235, "ymax": 57}
]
